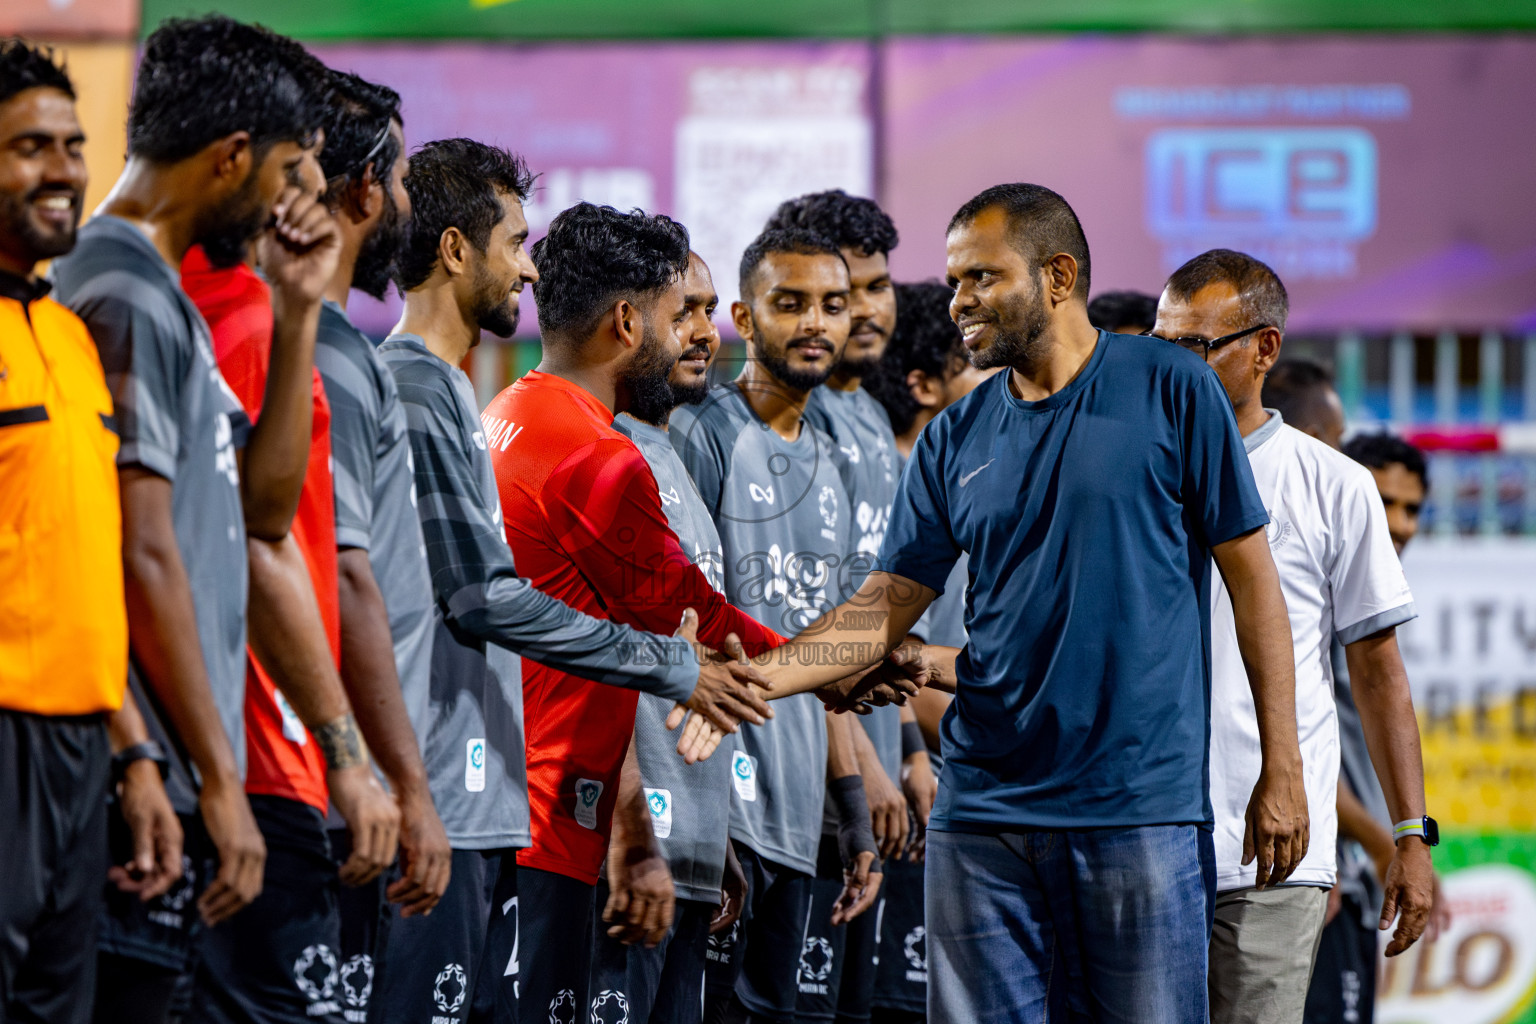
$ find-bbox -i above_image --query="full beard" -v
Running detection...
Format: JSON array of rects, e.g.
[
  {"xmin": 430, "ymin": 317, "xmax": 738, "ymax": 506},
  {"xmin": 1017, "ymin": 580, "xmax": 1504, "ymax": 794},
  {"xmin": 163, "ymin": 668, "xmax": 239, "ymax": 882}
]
[
  {"xmin": 623, "ymin": 321, "xmax": 680, "ymax": 426},
  {"xmin": 472, "ymin": 260, "xmax": 520, "ymax": 339},
  {"xmin": 0, "ymin": 187, "xmax": 80, "ymax": 262},
  {"xmin": 352, "ymin": 187, "xmax": 404, "ymax": 300},
  {"xmin": 756, "ymin": 341, "xmax": 835, "ymax": 393},
  {"xmin": 197, "ymin": 171, "xmax": 267, "ymax": 270},
  {"xmin": 970, "ymin": 281, "xmax": 1051, "ymax": 372}
]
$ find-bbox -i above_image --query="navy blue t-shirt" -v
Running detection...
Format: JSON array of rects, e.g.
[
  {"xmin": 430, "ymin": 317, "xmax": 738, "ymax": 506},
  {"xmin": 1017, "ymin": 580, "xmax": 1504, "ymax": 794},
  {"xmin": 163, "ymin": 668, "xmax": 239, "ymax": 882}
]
[{"xmin": 877, "ymin": 331, "xmax": 1268, "ymax": 832}]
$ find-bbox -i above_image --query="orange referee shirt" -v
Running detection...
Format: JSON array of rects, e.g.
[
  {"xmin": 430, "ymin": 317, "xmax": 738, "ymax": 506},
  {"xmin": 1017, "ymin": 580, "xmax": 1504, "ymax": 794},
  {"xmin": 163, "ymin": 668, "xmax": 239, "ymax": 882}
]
[{"xmin": 0, "ymin": 271, "xmax": 127, "ymax": 715}]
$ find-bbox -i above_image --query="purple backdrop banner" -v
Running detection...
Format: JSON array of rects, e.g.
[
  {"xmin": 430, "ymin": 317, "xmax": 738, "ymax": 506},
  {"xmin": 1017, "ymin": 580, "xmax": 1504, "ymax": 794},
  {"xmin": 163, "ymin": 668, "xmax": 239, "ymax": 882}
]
[
  {"xmin": 315, "ymin": 37, "xmax": 1536, "ymax": 336},
  {"xmin": 884, "ymin": 36, "xmax": 1536, "ymax": 332},
  {"xmin": 312, "ymin": 41, "xmax": 874, "ymax": 335}
]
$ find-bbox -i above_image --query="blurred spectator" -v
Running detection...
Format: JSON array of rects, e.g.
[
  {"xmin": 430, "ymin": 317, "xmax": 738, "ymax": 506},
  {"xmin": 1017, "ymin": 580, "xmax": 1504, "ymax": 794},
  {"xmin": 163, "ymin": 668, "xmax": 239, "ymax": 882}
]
[
  {"xmin": 1264, "ymin": 359, "xmax": 1345, "ymax": 450},
  {"xmin": 1087, "ymin": 289, "xmax": 1158, "ymax": 335}
]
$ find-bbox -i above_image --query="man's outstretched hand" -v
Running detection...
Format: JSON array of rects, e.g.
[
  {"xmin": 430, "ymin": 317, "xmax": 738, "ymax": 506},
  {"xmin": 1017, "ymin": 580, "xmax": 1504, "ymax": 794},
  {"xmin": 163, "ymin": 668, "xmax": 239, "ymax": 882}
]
[
  {"xmin": 818, "ymin": 642, "xmax": 931, "ymax": 714},
  {"xmin": 666, "ymin": 609, "xmax": 773, "ymax": 763}
]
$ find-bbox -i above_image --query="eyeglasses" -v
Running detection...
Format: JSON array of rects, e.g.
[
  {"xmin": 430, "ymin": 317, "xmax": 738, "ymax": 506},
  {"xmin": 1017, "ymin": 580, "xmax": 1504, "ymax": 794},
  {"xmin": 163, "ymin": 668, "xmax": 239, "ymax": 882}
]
[{"xmin": 1144, "ymin": 323, "xmax": 1270, "ymax": 362}]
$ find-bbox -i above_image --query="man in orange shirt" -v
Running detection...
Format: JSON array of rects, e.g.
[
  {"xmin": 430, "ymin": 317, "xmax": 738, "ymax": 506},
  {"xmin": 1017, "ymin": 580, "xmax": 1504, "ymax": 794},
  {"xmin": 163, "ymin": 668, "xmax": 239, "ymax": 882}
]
[{"xmin": 0, "ymin": 39, "xmax": 180, "ymax": 1024}]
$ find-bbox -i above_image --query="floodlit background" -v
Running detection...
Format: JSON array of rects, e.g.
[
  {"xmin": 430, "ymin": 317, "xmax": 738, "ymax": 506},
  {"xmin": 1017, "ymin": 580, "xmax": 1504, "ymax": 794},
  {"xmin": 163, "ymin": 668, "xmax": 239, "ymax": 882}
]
[{"xmin": 8, "ymin": 1, "xmax": 1535, "ymax": 1016}]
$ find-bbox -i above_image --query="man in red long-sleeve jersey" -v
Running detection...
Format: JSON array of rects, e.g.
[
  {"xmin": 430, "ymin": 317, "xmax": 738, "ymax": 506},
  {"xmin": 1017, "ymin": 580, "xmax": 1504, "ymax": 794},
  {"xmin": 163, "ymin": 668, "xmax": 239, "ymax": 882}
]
[{"xmin": 482, "ymin": 203, "xmax": 782, "ymax": 1022}]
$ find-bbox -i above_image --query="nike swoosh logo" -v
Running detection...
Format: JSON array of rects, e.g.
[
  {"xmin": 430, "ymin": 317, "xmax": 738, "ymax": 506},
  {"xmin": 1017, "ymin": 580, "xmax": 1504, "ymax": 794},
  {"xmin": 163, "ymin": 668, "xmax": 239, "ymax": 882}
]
[{"xmin": 959, "ymin": 458, "xmax": 995, "ymax": 487}]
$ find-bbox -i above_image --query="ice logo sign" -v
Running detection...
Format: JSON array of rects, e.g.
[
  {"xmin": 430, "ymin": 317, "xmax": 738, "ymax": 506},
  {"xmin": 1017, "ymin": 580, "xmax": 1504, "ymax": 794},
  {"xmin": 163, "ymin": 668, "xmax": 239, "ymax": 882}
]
[{"xmin": 1145, "ymin": 127, "xmax": 1377, "ymax": 280}]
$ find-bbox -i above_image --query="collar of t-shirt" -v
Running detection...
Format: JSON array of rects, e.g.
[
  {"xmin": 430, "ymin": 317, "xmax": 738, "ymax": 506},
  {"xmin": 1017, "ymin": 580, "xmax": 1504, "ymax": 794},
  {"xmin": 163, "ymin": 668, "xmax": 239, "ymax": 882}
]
[
  {"xmin": 519, "ymin": 369, "xmax": 612, "ymax": 427},
  {"xmin": 997, "ymin": 329, "xmax": 1110, "ymax": 413},
  {"xmin": 0, "ymin": 269, "xmax": 50, "ymax": 304},
  {"xmin": 1243, "ymin": 409, "xmax": 1284, "ymax": 454}
]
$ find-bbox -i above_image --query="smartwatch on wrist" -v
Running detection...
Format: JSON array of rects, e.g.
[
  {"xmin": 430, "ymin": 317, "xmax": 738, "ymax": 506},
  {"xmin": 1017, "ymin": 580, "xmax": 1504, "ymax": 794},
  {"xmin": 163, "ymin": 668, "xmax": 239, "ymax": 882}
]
[
  {"xmin": 1392, "ymin": 815, "xmax": 1439, "ymax": 847},
  {"xmin": 112, "ymin": 740, "xmax": 170, "ymax": 784}
]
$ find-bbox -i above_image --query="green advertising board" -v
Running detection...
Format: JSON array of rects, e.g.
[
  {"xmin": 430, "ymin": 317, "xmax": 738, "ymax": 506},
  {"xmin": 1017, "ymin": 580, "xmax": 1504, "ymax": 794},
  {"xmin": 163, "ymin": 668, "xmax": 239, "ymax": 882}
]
[{"xmin": 139, "ymin": 0, "xmax": 1536, "ymax": 39}]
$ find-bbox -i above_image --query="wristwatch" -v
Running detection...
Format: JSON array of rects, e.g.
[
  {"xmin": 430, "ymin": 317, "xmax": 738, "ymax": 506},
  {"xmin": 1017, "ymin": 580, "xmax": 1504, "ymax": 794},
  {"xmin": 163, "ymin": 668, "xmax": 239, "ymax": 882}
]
[
  {"xmin": 112, "ymin": 740, "xmax": 170, "ymax": 784},
  {"xmin": 1392, "ymin": 815, "xmax": 1439, "ymax": 847}
]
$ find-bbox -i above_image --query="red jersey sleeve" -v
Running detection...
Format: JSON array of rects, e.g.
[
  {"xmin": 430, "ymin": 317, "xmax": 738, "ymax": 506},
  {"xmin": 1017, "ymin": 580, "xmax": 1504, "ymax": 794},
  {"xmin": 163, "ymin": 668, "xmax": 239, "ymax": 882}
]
[{"xmin": 542, "ymin": 437, "xmax": 783, "ymax": 656}]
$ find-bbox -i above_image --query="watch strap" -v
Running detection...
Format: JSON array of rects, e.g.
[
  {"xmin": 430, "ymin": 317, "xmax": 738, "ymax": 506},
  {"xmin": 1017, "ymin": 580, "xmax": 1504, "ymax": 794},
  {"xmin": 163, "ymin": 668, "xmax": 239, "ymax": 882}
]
[{"xmin": 112, "ymin": 740, "xmax": 169, "ymax": 782}]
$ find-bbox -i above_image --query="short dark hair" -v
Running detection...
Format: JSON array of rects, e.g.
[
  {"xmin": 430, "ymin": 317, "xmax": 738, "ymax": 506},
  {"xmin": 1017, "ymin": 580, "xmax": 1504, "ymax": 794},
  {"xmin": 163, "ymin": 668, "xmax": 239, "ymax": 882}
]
[
  {"xmin": 1164, "ymin": 248, "xmax": 1289, "ymax": 332},
  {"xmin": 531, "ymin": 203, "xmax": 691, "ymax": 340},
  {"xmin": 947, "ymin": 183, "xmax": 1091, "ymax": 299},
  {"xmin": 1087, "ymin": 290, "xmax": 1158, "ymax": 334},
  {"xmin": 128, "ymin": 16, "xmax": 329, "ymax": 164},
  {"xmin": 1343, "ymin": 433, "xmax": 1428, "ymax": 492},
  {"xmin": 0, "ymin": 39, "xmax": 74, "ymax": 106},
  {"xmin": 1263, "ymin": 359, "xmax": 1335, "ymax": 427},
  {"xmin": 865, "ymin": 281, "xmax": 965, "ymax": 436},
  {"xmin": 764, "ymin": 189, "xmax": 898, "ymax": 259},
  {"xmin": 396, "ymin": 138, "xmax": 535, "ymax": 292},
  {"xmin": 319, "ymin": 69, "xmax": 401, "ymax": 204},
  {"xmin": 738, "ymin": 227, "xmax": 845, "ymax": 302}
]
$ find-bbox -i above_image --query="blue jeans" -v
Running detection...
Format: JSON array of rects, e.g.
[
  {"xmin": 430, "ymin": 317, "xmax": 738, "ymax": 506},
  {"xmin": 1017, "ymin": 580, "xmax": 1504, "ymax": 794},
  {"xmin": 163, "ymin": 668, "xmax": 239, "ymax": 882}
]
[{"xmin": 925, "ymin": 825, "xmax": 1215, "ymax": 1024}]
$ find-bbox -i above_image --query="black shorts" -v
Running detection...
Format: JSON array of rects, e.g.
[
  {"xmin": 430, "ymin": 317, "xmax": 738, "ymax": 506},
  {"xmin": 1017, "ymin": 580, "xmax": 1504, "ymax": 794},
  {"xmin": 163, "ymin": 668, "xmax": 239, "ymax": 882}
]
[
  {"xmin": 795, "ymin": 836, "xmax": 881, "ymax": 1024},
  {"xmin": 186, "ymin": 795, "xmax": 343, "ymax": 1024},
  {"xmin": 326, "ymin": 827, "xmax": 390, "ymax": 1024},
  {"xmin": 370, "ymin": 847, "xmax": 516, "ymax": 1024},
  {"xmin": 516, "ymin": 864, "xmax": 596, "ymax": 1024},
  {"xmin": 591, "ymin": 883, "xmax": 715, "ymax": 1024},
  {"xmin": 1303, "ymin": 894, "xmax": 1378, "ymax": 1024},
  {"xmin": 705, "ymin": 841, "xmax": 813, "ymax": 1024},
  {"xmin": 870, "ymin": 856, "xmax": 925, "ymax": 1017},
  {"xmin": 0, "ymin": 710, "xmax": 110, "ymax": 1024}
]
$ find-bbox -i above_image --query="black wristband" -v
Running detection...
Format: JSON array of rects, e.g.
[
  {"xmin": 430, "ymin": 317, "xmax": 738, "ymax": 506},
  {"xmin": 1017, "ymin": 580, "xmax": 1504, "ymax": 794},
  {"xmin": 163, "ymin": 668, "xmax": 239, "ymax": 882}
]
[
  {"xmin": 828, "ymin": 774, "xmax": 877, "ymax": 868},
  {"xmin": 112, "ymin": 740, "xmax": 169, "ymax": 784},
  {"xmin": 901, "ymin": 721, "xmax": 926, "ymax": 760}
]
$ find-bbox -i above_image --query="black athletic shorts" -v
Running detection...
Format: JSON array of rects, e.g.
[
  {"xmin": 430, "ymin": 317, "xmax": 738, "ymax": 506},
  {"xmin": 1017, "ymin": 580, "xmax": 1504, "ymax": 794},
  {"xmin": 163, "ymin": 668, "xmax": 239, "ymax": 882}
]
[
  {"xmin": 591, "ymin": 882, "xmax": 715, "ymax": 1024},
  {"xmin": 0, "ymin": 710, "xmax": 110, "ymax": 1024},
  {"xmin": 515, "ymin": 864, "xmax": 596, "ymax": 1024},
  {"xmin": 870, "ymin": 856, "xmax": 925, "ymax": 1017},
  {"xmin": 327, "ymin": 827, "xmax": 390, "ymax": 1024},
  {"xmin": 370, "ymin": 847, "xmax": 516, "ymax": 1024},
  {"xmin": 1303, "ymin": 894, "xmax": 1378, "ymax": 1024},
  {"xmin": 795, "ymin": 836, "xmax": 881, "ymax": 1024},
  {"xmin": 704, "ymin": 841, "xmax": 813, "ymax": 1024},
  {"xmin": 187, "ymin": 795, "xmax": 344, "ymax": 1024}
]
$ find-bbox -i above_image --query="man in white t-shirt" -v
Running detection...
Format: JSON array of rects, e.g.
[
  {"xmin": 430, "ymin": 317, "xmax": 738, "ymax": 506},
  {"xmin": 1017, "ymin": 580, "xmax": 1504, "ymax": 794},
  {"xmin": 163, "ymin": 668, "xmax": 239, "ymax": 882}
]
[{"xmin": 1153, "ymin": 249, "xmax": 1437, "ymax": 1024}]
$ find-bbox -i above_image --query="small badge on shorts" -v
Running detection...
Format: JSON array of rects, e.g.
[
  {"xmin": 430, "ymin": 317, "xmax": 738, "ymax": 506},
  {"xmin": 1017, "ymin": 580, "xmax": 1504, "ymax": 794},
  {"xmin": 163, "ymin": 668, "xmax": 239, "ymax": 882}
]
[
  {"xmin": 731, "ymin": 750, "xmax": 757, "ymax": 802},
  {"xmin": 644, "ymin": 788, "xmax": 672, "ymax": 839},
  {"xmin": 575, "ymin": 778, "xmax": 604, "ymax": 829},
  {"xmin": 465, "ymin": 738, "xmax": 487, "ymax": 793}
]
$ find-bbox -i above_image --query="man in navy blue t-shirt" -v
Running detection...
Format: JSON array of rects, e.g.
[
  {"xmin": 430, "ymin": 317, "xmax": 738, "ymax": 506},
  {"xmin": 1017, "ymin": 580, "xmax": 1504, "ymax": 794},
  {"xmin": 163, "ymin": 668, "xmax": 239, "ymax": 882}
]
[{"xmin": 755, "ymin": 184, "xmax": 1309, "ymax": 1024}]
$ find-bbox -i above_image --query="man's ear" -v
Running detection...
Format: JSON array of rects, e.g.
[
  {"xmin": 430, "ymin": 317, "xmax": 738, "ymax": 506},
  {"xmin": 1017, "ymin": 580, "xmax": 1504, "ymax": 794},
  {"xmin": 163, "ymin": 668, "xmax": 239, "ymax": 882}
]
[
  {"xmin": 438, "ymin": 226, "xmax": 469, "ymax": 278},
  {"xmin": 731, "ymin": 301, "xmax": 755, "ymax": 345},
  {"xmin": 906, "ymin": 369, "xmax": 944, "ymax": 409},
  {"xmin": 1043, "ymin": 253, "xmax": 1079, "ymax": 306},
  {"xmin": 1254, "ymin": 326, "xmax": 1283, "ymax": 376},
  {"xmin": 611, "ymin": 299, "xmax": 640, "ymax": 350},
  {"xmin": 208, "ymin": 131, "xmax": 254, "ymax": 189}
]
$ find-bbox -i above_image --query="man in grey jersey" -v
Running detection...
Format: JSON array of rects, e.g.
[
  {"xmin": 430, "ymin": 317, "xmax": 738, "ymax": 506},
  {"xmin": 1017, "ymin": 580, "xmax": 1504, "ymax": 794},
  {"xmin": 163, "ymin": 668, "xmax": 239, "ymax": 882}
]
[
  {"xmin": 671, "ymin": 228, "xmax": 878, "ymax": 1024},
  {"xmin": 311, "ymin": 72, "xmax": 451, "ymax": 1020},
  {"xmin": 50, "ymin": 18, "xmax": 336, "ymax": 1020},
  {"xmin": 381, "ymin": 139, "xmax": 774, "ymax": 1024},
  {"xmin": 767, "ymin": 190, "xmax": 935, "ymax": 1024},
  {"xmin": 592, "ymin": 252, "xmax": 751, "ymax": 1024}
]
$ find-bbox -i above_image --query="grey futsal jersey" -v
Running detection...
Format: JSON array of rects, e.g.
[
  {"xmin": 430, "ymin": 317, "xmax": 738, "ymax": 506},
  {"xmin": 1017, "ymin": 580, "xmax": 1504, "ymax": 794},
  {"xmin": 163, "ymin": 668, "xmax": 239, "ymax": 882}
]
[
  {"xmin": 313, "ymin": 303, "xmax": 434, "ymax": 788},
  {"xmin": 383, "ymin": 334, "xmax": 698, "ymax": 848},
  {"xmin": 806, "ymin": 386, "xmax": 904, "ymax": 805},
  {"xmin": 614, "ymin": 412, "xmax": 733, "ymax": 902},
  {"xmin": 670, "ymin": 382, "xmax": 851, "ymax": 874},
  {"xmin": 53, "ymin": 216, "xmax": 249, "ymax": 808}
]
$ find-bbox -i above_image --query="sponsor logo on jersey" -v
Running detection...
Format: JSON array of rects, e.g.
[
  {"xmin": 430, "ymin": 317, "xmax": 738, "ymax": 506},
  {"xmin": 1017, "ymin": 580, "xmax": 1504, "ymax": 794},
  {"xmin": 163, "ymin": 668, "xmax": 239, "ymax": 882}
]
[
  {"xmin": 818, "ymin": 485, "xmax": 839, "ymax": 529},
  {"xmin": 293, "ymin": 944, "xmax": 342, "ymax": 1017},
  {"xmin": 548, "ymin": 988, "xmax": 578, "ymax": 1024},
  {"xmin": 798, "ymin": 935, "xmax": 835, "ymax": 994},
  {"xmin": 590, "ymin": 988, "xmax": 630, "ymax": 1024},
  {"xmin": 465, "ymin": 738, "xmax": 486, "ymax": 792},
  {"xmin": 433, "ymin": 963, "xmax": 468, "ymax": 1015},
  {"xmin": 731, "ymin": 750, "xmax": 757, "ymax": 802},
  {"xmin": 644, "ymin": 787, "xmax": 673, "ymax": 839},
  {"xmin": 1264, "ymin": 508, "xmax": 1293, "ymax": 549},
  {"xmin": 340, "ymin": 954, "xmax": 374, "ymax": 1021},
  {"xmin": 904, "ymin": 925, "xmax": 929, "ymax": 983},
  {"xmin": 748, "ymin": 482, "xmax": 775, "ymax": 505},
  {"xmin": 575, "ymin": 778, "xmax": 604, "ymax": 829}
]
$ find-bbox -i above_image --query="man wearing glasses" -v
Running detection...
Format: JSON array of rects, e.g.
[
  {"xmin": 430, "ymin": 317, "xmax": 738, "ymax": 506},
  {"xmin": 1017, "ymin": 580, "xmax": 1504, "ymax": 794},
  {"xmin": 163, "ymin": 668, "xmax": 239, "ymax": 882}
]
[{"xmin": 1152, "ymin": 249, "xmax": 1436, "ymax": 1024}]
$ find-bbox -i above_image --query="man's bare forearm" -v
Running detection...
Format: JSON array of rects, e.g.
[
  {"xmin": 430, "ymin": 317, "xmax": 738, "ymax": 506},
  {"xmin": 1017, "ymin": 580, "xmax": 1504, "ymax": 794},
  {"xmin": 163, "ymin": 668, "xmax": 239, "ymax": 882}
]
[
  {"xmin": 827, "ymin": 711, "xmax": 863, "ymax": 779},
  {"xmin": 240, "ymin": 294, "xmax": 321, "ymax": 540},
  {"xmin": 1337, "ymin": 777, "xmax": 1396, "ymax": 867},
  {"xmin": 247, "ymin": 535, "xmax": 363, "ymax": 766},
  {"xmin": 107, "ymin": 692, "xmax": 152, "ymax": 753},
  {"xmin": 336, "ymin": 549, "xmax": 429, "ymax": 795},
  {"xmin": 756, "ymin": 572, "xmax": 937, "ymax": 695},
  {"xmin": 1213, "ymin": 530, "xmax": 1301, "ymax": 768},
  {"xmin": 611, "ymin": 733, "xmax": 654, "ymax": 848},
  {"xmin": 1345, "ymin": 629, "xmax": 1426, "ymax": 825},
  {"xmin": 121, "ymin": 468, "xmax": 242, "ymax": 788}
]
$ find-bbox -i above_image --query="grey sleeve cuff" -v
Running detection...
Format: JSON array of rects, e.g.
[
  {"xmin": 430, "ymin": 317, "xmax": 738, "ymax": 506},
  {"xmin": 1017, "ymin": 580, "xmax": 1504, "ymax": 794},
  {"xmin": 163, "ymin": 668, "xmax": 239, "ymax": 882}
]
[
  {"xmin": 653, "ymin": 638, "xmax": 701, "ymax": 704},
  {"xmin": 1336, "ymin": 602, "xmax": 1417, "ymax": 646}
]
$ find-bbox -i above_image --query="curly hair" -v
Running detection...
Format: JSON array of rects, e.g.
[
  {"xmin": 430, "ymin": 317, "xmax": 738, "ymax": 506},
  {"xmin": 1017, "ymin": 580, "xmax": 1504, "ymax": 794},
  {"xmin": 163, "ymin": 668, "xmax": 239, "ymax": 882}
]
[
  {"xmin": 395, "ymin": 138, "xmax": 535, "ymax": 292},
  {"xmin": 864, "ymin": 281, "xmax": 965, "ymax": 436},
  {"xmin": 764, "ymin": 189, "xmax": 898, "ymax": 259},
  {"xmin": 0, "ymin": 38, "xmax": 74, "ymax": 106}
]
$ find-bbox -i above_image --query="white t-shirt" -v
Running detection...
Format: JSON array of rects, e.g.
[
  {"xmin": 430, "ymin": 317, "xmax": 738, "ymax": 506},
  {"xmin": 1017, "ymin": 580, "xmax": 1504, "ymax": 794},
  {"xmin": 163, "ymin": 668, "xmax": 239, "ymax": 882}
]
[{"xmin": 1210, "ymin": 413, "xmax": 1416, "ymax": 893}]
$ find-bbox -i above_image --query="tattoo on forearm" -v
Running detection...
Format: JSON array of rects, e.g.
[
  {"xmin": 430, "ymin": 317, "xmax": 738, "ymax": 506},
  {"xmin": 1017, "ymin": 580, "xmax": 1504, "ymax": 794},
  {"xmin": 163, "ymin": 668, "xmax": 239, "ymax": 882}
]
[{"xmin": 315, "ymin": 713, "xmax": 369, "ymax": 771}]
